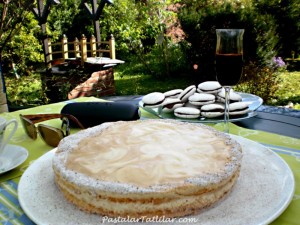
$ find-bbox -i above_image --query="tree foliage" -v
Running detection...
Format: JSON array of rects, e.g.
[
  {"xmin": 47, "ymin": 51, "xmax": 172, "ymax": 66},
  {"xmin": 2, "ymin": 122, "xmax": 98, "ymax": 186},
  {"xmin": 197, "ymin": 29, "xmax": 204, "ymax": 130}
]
[
  {"xmin": 48, "ymin": 0, "xmax": 91, "ymax": 41},
  {"xmin": 176, "ymin": 0, "xmax": 300, "ymax": 102},
  {"xmin": 99, "ymin": 0, "xmax": 185, "ymax": 77},
  {"xmin": 253, "ymin": 0, "xmax": 300, "ymax": 57},
  {"xmin": 0, "ymin": 0, "xmax": 41, "ymax": 77},
  {"xmin": 1, "ymin": 0, "xmax": 300, "ymax": 106},
  {"xmin": 1, "ymin": 0, "xmax": 300, "ymax": 74},
  {"xmin": 177, "ymin": 0, "xmax": 280, "ymax": 80}
]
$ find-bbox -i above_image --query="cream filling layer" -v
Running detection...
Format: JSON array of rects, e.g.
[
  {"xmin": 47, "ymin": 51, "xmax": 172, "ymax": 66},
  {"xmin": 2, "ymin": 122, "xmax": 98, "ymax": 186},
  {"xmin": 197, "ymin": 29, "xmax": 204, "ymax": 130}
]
[{"xmin": 66, "ymin": 121, "xmax": 231, "ymax": 187}]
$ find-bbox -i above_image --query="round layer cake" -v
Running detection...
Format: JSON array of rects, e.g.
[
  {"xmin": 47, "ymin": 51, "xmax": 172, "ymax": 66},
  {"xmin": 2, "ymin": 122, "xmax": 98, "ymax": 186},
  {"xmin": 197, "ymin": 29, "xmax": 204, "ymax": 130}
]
[{"xmin": 52, "ymin": 119, "xmax": 242, "ymax": 219}]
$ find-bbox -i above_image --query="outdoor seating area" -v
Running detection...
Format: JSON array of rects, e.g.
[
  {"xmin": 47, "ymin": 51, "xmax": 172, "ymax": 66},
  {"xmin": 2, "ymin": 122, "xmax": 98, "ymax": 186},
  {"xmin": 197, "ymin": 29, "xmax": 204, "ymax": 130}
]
[
  {"xmin": 0, "ymin": 96, "xmax": 299, "ymax": 224},
  {"xmin": 0, "ymin": 0, "xmax": 299, "ymax": 224}
]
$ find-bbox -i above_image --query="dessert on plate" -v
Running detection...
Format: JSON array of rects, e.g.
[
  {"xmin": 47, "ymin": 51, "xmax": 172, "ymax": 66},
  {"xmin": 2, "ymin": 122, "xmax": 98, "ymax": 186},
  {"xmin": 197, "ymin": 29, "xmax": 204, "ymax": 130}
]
[
  {"xmin": 140, "ymin": 81, "xmax": 248, "ymax": 119},
  {"xmin": 53, "ymin": 119, "xmax": 242, "ymax": 218}
]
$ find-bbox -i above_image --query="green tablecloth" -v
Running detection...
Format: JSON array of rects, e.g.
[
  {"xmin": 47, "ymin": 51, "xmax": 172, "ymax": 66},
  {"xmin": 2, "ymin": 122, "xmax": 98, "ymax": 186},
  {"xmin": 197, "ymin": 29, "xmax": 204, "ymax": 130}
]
[{"xmin": 0, "ymin": 97, "xmax": 299, "ymax": 225}]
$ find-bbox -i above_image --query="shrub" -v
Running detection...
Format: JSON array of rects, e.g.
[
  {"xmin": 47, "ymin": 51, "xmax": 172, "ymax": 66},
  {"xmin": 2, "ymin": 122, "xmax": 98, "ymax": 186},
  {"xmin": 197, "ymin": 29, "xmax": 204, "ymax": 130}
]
[
  {"xmin": 177, "ymin": 0, "xmax": 281, "ymax": 100},
  {"xmin": 254, "ymin": 0, "xmax": 300, "ymax": 57},
  {"xmin": 235, "ymin": 61, "xmax": 282, "ymax": 103},
  {"xmin": 270, "ymin": 71, "xmax": 300, "ymax": 107},
  {"xmin": 178, "ymin": 1, "xmax": 279, "ymax": 68}
]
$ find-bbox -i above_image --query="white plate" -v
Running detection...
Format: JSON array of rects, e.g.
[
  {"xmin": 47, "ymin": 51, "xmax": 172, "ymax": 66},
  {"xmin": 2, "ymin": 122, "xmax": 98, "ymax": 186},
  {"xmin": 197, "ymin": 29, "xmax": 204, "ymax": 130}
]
[
  {"xmin": 0, "ymin": 144, "xmax": 28, "ymax": 174},
  {"xmin": 140, "ymin": 92, "xmax": 263, "ymax": 123},
  {"xmin": 18, "ymin": 136, "xmax": 294, "ymax": 225}
]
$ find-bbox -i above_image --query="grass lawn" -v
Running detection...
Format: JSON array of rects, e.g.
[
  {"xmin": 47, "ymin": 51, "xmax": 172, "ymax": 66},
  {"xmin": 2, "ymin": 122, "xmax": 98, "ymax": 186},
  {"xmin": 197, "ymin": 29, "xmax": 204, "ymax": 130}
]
[
  {"xmin": 114, "ymin": 73, "xmax": 193, "ymax": 96},
  {"xmin": 112, "ymin": 58, "xmax": 195, "ymax": 95},
  {"xmin": 114, "ymin": 67, "xmax": 300, "ymax": 110},
  {"xmin": 272, "ymin": 71, "xmax": 300, "ymax": 109},
  {"xmin": 4, "ymin": 67, "xmax": 300, "ymax": 110}
]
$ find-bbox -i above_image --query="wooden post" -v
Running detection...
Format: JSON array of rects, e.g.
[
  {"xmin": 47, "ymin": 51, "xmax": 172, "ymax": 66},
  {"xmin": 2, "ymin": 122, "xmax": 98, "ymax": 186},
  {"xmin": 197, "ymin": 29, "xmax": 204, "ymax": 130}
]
[
  {"xmin": 81, "ymin": 0, "xmax": 114, "ymax": 55},
  {"xmin": 0, "ymin": 76, "xmax": 8, "ymax": 112},
  {"xmin": 62, "ymin": 34, "xmax": 69, "ymax": 60},
  {"xmin": 109, "ymin": 34, "xmax": 116, "ymax": 59},
  {"xmin": 90, "ymin": 35, "xmax": 97, "ymax": 57},
  {"xmin": 80, "ymin": 34, "xmax": 87, "ymax": 65},
  {"xmin": 33, "ymin": 0, "xmax": 60, "ymax": 69},
  {"xmin": 91, "ymin": 0, "xmax": 101, "ymax": 50},
  {"xmin": 42, "ymin": 23, "xmax": 51, "ymax": 69},
  {"xmin": 74, "ymin": 37, "xmax": 80, "ymax": 58},
  {"xmin": 0, "ymin": 58, "xmax": 8, "ymax": 112},
  {"xmin": 48, "ymin": 39, "xmax": 53, "ymax": 62},
  {"xmin": 0, "ymin": 92, "xmax": 8, "ymax": 113}
]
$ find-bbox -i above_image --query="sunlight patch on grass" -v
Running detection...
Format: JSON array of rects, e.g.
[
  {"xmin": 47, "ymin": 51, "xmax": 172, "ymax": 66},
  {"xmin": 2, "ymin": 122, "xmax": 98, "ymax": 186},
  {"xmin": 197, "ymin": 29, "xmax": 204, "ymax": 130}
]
[
  {"xmin": 276, "ymin": 71, "xmax": 300, "ymax": 96},
  {"xmin": 272, "ymin": 71, "xmax": 300, "ymax": 108}
]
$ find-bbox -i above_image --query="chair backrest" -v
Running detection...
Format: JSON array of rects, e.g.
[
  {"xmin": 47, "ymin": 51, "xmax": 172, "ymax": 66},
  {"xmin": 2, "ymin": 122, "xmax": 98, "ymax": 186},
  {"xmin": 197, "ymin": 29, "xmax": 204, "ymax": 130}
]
[{"xmin": 48, "ymin": 34, "xmax": 116, "ymax": 68}]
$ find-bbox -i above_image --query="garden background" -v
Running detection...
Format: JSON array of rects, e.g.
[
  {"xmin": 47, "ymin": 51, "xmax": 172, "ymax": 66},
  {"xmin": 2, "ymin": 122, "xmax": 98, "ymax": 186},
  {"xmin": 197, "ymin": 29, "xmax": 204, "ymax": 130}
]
[{"xmin": 0, "ymin": 0, "xmax": 299, "ymax": 110}]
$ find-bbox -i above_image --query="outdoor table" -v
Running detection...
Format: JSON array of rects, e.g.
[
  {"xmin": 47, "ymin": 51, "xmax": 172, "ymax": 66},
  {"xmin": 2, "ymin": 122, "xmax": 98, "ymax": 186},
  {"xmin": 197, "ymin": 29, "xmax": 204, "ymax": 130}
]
[
  {"xmin": 83, "ymin": 57, "xmax": 125, "ymax": 69},
  {"xmin": 0, "ymin": 96, "xmax": 299, "ymax": 224},
  {"xmin": 85, "ymin": 57, "xmax": 125, "ymax": 65}
]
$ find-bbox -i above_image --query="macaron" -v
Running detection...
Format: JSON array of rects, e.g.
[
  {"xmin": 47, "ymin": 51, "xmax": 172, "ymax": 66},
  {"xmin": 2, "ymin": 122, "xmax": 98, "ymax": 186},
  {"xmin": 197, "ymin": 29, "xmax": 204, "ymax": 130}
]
[
  {"xmin": 217, "ymin": 89, "xmax": 242, "ymax": 103},
  {"xmin": 164, "ymin": 89, "xmax": 183, "ymax": 98},
  {"xmin": 174, "ymin": 107, "xmax": 200, "ymax": 119},
  {"xmin": 184, "ymin": 102, "xmax": 200, "ymax": 109},
  {"xmin": 229, "ymin": 102, "xmax": 249, "ymax": 116},
  {"xmin": 141, "ymin": 92, "xmax": 165, "ymax": 108},
  {"xmin": 178, "ymin": 85, "xmax": 196, "ymax": 102},
  {"xmin": 200, "ymin": 103, "xmax": 225, "ymax": 118},
  {"xmin": 197, "ymin": 81, "xmax": 222, "ymax": 94},
  {"xmin": 188, "ymin": 93, "xmax": 215, "ymax": 106},
  {"xmin": 161, "ymin": 98, "xmax": 184, "ymax": 113}
]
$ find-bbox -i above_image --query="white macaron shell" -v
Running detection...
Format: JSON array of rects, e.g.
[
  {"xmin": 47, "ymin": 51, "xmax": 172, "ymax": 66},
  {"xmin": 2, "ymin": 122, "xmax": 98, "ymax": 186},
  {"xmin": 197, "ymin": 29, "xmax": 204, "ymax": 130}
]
[
  {"xmin": 200, "ymin": 104, "xmax": 224, "ymax": 118},
  {"xmin": 188, "ymin": 93, "xmax": 215, "ymax": 106},
  {"xmin": 179, "ymin": 85, "xmax": 196, "ymax": 102},
  {"xmin": 229, "ymin": 102, "xmax": 249, "ymax": 115},
  {"xmin": 218, "ymin": 89, "xmax": 242, "ymax": 102},
  {"xmin": 161, "ymin": 98, "xmax": 184, "ymax": 113},
  {"xmin": 197, "ymin": 81, "xmax": 222, "ymax": 93},
  {"xmin": 142, "ymin": 92, "xmax": 165, "ymax": 108},
  {"xmin": 201, "ymin": 111, "xmax": 224, "ymax": 118},
  {"xmin": 174, "ymin": 107, "xmax": 200, "ymax": 119},
  {"xmin": 164, "ymin": 89, "xmax": 183, "ymax": 98}
]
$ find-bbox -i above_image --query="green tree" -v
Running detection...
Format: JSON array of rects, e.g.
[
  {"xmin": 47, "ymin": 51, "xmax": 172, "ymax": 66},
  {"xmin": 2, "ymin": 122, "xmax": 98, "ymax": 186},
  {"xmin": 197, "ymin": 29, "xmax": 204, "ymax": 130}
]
[
  {"xmin": 177, "ymin": 0, "xmax": 279, "ymax": 80},
  {"xmin": 100, "ymin": 0, "xmax": 184, "ymax": 77},
  {"xmin": 47, "ymin": 0, "xmax": 90, "ymax": 41},
  {"xmin": 3, "ymin": 13, "xmax": 43, "ymax": 76},
  {"xmin": 0, "ymin": 0, "xmax": 37, "ymax": 110},
  {"xmin": 253, "ymin": 0, "xmax": 300, "ymax": 57}
]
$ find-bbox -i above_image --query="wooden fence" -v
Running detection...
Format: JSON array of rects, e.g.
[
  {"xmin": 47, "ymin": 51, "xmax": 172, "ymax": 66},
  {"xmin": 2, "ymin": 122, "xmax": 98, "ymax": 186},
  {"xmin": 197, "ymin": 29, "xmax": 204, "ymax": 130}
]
[{"xmin": 48, "ymin": 34, "xmax": 116, "ymax": 67}]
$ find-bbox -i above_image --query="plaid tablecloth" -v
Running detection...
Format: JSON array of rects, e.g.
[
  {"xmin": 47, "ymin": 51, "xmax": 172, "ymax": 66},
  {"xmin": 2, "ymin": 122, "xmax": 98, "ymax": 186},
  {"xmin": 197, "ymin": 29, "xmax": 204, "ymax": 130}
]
[{"xmin": 0, "ymin": 97, "xmax": 299, "ymax": 225}]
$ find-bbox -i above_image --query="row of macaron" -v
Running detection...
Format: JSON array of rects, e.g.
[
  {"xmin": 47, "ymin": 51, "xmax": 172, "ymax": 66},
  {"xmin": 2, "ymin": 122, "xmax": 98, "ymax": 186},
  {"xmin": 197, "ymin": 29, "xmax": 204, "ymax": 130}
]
[{"xmin": 141, "ymin": 81, "xmax": 250, "ymax": 119}]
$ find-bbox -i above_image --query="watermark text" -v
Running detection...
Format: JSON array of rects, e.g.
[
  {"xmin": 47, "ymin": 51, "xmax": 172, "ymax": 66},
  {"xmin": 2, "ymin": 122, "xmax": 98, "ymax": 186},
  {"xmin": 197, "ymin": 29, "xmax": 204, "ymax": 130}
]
[{"xmin": 101, "ymin": 215, "xmax": 198, "ymax": 223}]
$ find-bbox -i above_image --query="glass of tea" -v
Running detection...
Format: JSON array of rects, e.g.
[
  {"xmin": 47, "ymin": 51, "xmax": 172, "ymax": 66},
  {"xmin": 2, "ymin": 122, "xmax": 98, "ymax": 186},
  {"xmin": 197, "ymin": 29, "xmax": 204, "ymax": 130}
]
[{"xmin": 215, "ymin": 29, "xmax": 244, "ymax": 133}]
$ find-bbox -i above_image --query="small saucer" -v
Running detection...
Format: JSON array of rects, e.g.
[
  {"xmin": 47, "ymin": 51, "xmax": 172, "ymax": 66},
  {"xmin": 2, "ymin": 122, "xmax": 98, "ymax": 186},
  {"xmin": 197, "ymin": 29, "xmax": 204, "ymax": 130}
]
[{"xmin": 0, "ymin": 144, "xmax": 28, "ymax": 174}]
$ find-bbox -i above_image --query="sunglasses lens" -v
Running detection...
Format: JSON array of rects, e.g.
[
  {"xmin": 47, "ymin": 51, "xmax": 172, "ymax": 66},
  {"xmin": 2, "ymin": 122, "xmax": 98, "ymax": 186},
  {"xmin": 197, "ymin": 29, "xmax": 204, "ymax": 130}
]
[
  {"xmin": 38, "ymin": 125, "xmax": 65, "ymax": 147},
  {"xmin": 20, "ymin": 117, "xmax": 37, "ymax": 139}
]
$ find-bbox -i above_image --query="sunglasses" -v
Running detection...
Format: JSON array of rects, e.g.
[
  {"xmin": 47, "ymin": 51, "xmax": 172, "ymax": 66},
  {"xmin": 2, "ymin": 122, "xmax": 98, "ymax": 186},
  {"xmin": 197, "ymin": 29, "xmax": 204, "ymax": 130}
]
[{"xmin": 20, "ymin": 114, "xmax": 85, "ymax": 147}]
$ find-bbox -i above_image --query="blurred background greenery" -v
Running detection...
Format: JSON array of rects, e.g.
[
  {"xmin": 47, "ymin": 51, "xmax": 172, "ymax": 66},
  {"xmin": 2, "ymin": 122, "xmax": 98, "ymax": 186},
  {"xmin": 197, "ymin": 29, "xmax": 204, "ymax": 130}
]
[{"xmin": 1, "ymin": 0, "xmax": 300, "ymax": 109}]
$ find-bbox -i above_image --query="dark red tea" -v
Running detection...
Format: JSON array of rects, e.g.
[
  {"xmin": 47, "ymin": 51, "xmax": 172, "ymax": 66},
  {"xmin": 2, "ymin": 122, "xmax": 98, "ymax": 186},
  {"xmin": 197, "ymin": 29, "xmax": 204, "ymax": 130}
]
[{"xmin": 215, "ymin": 53, "xmax": 243, "ymax": 86}]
